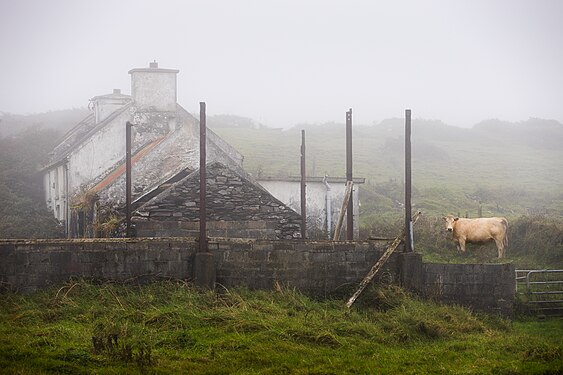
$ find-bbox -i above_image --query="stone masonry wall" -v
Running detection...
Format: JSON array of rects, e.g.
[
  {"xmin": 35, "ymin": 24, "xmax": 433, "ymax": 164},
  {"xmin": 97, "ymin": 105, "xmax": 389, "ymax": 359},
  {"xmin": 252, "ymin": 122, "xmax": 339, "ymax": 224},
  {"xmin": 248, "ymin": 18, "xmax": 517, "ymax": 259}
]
[
  {"xmin": 422, "ymin": 262, "xmax": 515, "ymax": 315},
  {"xmin": 133, "ymin": 162, "xmax": 303, "ymax": 239},
  {"xmin": 0, "ymin": 239, "xmax": 515, "ymax": 314},
  {"xmin": 0, "ymin": 238, "xmax": 393, "ymax": 295},
  {"xmin": 212, "ymin": 239, "xmax": 398, "ymax": 296},
  {"xmin": 0, "ymin": 238, "xmax": 195, "ymax": 293}
]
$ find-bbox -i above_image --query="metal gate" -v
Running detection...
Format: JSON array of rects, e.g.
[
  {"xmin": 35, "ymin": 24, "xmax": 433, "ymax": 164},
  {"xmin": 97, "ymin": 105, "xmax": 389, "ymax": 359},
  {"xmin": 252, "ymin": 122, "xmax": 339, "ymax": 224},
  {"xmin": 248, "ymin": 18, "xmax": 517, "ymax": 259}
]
[{"xmin": 515, "ymin": 269, "xmax": 563, "ymax": 317}]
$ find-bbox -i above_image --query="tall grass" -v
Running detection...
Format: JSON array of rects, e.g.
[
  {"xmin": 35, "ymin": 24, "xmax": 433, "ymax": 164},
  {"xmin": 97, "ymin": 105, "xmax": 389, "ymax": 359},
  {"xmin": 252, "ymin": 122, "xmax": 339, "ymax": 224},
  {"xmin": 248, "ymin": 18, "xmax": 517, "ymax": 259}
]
[{"xmin": 0, "ymin": 281, "xmax": 561, "ymax": 374}]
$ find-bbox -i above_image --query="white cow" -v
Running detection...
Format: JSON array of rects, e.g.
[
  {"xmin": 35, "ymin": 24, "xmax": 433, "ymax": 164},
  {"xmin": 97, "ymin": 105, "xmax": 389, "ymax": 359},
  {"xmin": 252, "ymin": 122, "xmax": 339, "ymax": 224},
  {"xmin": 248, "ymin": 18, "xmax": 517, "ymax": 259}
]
[{"xmin": 443, "ymin": 215, "xmax": 508, "ymax": 258}]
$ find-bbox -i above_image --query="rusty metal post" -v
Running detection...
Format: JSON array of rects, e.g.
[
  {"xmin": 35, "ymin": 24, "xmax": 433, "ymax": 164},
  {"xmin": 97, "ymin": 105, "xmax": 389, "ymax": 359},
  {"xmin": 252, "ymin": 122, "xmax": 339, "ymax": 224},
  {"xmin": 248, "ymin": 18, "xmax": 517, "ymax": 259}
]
[
  {"xmin": 300, "ymin": 129, "xmax": 306, "ymax": 239},
  {"xmin": 199, "ymin": 102, "xmax": 207, "ymax": 253},
  {"xmin": 346, "ymin": 108, "xmax": 354, "ymax": 240},
  {"xmin": 194, "ymin": 102, "xmax": 215, "ymax": 289},
  {"xmin": 404, "ymin": 109, "xmax": 414, "ymax": 252},
  {"xmin": 125, "ymin": 121, "xmax": 133, "ymax": 238}
]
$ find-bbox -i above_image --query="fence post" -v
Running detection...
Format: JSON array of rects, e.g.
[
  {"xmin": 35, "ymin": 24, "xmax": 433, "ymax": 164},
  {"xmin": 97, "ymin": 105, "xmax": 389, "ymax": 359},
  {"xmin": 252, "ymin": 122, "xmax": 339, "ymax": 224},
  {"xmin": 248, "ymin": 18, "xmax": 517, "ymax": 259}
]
[
  {"xmin": 194, "ymin": 102, "xmax": 215, "ymax": 289},
  {"xmin": 125, "ymin": 121, "xmax": 133, "ymax": 238},
  {"xmin": 300, "ymin": 130, "xmax": 306, "ymax": 239},
  {"xmin": 404, "ymin": 109, "xmax": 413, "ymax": 252},
  {"xmin": 346, "ymin": 108, "xmax": 354, "ymax": 240}
]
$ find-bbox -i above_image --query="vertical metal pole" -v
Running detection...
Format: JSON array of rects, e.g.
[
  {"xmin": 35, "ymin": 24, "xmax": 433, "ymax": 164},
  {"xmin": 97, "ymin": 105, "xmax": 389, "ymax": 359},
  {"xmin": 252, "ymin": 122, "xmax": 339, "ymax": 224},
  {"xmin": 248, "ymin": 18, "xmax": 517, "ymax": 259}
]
[
  {"xmin": 125, "ymin": 121, "xmax": 132, "ymax": 238},
  {"xmin": 199, "ymin": 102, "xmax": 207, "ymax": 253},
  {"xmin": 64, "ymin": 159, "xmax": 70, "ymax": 238},
  {"xmin": 346, "ymin": 108, "xmax": 354, "ymax": 240},
  {"xmin": 300, "ymin": 129, "xmax": 306, "ymax": 239},
  {"xmin": 404, "ymin": 109, "xmax": 414, "ymax": 252}
]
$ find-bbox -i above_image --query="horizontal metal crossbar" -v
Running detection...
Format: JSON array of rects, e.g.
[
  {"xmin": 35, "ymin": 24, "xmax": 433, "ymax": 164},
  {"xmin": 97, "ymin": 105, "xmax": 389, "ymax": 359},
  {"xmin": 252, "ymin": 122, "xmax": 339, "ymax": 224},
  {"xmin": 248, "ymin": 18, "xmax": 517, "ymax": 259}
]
[
  {"xmin": 516, "ymin": 269, "xmax": 563, "ymax": 316},
  {"xmin": 526, "ymin": 300, "xmax": 563, "ymax": 304},
  {"xmin": 527, "ymin": 280, "xmax": 563, "ymax": 285},
  {"xmin": 530, "ymin": 291, "xmax": 563, "ymax": 295}
]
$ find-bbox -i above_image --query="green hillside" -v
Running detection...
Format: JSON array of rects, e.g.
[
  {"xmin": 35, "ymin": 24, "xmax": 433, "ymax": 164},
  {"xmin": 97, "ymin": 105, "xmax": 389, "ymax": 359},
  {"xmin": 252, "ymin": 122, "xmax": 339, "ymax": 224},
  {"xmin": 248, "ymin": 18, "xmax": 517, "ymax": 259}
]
[{"xmin": 213, "ymin": 118, "xmax": 563, "ymax": 219}]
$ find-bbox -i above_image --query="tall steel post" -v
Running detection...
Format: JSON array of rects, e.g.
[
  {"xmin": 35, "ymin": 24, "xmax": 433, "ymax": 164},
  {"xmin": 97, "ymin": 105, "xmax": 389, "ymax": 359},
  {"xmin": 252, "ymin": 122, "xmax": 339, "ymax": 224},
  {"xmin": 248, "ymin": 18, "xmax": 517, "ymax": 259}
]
[
  {"xmin": 199, "ymin": 102, "xmax": 207, "ymax": 253},
  {"xmin": 346, "ymin": 108, "xmax": 354, "ymax": 240},
  {"xmin": 125, "ymin": 121, "xmax": 133, "ymax": 238},
  {"xmin": 404, "ymin": 109, "xmax": 414, "ymax": 252},
  {"xmin": 300, "ymin": 129, "xmax": 306, "ymax": 239},
  {"xmin": 194, "ymin": 102, "xmax": 215, "ymax": 289}
]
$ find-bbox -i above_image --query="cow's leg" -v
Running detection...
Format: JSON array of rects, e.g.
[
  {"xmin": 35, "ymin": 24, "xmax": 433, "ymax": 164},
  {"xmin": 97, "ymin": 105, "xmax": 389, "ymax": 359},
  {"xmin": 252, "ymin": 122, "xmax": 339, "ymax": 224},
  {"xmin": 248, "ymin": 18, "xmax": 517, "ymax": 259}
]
[
  {"xmin": 458, "ymin": 238, "xmax": 466, "ymax": 253},
  {"xmin": 495, "ymin": 239, "xmax": 505, "ymax": 258}
]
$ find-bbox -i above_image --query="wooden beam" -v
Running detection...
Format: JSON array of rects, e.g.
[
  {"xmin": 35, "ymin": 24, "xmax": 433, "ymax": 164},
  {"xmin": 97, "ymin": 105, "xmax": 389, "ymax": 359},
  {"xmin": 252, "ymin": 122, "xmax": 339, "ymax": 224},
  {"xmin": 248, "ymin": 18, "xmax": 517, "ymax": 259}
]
[
  {"xmin": 346, "ymin": 211, "xmax": 422, "ymax": 308},
  {"xmin": 333, "ymin": 181, "xmax": 353, "ymax": 241}
]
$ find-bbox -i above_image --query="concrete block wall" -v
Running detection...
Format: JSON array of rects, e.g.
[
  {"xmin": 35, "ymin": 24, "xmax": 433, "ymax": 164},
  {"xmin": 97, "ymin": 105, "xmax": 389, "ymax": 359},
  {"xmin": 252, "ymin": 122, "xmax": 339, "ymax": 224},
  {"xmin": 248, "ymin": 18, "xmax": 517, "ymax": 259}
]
[
  {"xmin": 211, "ymin": 239, "xmax": 396, "ymax": 296},
  {"xmin": 0, "ymin": 239, "xmax": 195, "ymax": 293},
  {"xmin": 422, "ymin": 262, "xmax": 515, "ymax": 315},
  {"xmin": 0, "ymin": 238, "xmax": 515, "ymax": 314}
]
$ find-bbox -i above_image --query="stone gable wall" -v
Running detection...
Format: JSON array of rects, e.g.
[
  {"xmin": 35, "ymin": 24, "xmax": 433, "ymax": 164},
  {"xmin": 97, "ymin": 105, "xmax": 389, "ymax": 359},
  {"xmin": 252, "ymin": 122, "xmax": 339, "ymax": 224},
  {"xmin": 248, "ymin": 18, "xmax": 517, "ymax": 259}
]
[{"xmin": 133, "ymin": 163, "xmax": 302, "ymax": 239}]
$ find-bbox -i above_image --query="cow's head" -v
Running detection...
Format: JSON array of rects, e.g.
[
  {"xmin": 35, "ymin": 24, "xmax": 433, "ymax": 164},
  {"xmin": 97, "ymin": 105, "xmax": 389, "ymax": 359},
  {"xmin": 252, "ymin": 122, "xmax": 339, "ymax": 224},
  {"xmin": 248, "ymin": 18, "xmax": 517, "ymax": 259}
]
[{"xmin": 443, "ymin": 215, "xmax": 459, "ymax": 232}]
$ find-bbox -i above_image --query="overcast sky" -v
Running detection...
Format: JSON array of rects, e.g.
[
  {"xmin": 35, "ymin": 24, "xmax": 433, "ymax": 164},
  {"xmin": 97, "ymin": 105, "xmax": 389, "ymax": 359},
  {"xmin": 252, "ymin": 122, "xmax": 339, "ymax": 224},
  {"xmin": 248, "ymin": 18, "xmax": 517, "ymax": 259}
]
[{"xmin": 0, "ymin": 0, "xmax": 562, "ymax": 128}]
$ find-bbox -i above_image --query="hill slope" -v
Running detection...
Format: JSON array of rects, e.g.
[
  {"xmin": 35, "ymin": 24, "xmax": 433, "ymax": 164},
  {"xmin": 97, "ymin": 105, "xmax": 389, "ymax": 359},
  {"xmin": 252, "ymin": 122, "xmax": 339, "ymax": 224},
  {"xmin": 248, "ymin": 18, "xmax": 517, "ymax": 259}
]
[{"xmin": 213, "ymin": 118, "xmax": 563, "ymax": 218}]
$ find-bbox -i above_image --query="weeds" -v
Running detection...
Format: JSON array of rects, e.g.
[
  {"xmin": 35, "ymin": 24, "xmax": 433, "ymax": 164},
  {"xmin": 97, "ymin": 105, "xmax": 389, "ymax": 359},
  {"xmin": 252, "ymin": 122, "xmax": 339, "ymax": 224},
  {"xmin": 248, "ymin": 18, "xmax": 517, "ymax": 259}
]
[{"xmin": 0, "ymin": 281, "xmax": 561, "ymax": 374}]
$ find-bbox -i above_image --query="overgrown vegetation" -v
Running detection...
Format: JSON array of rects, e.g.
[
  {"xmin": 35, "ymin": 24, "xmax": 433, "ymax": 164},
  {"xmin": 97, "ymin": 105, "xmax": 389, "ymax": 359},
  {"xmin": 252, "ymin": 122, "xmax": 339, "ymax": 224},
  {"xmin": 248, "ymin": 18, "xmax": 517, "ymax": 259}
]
[
  {"xmin": 0, "ymin": 126, "xmax": 64, "ymax": 238},
  {"xmin": 0, "ymin": 281, "xmax": 561, "ymax": 374}
]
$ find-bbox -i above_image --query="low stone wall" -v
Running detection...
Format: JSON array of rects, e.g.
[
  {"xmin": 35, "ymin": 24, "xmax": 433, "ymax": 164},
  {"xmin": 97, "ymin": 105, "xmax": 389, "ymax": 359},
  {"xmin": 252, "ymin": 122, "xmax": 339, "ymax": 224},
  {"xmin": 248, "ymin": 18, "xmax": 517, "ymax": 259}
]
[
  {"xmin": 399, "ymin": 252, "xmax": 515, "ymax": 315},
  {"xmin": 0, "ymin": 238, "xmax": 394, "ymax": 296},
  {"xmin": 211, "ymin": 239, "xmax": 397, "ymax": 296},
  {"xmin": 0, "ymin": 238, "xmax": 515, "ymax": 315},
  {"xmin": 422, "ymin": 263, "xmax": 515, "ymax": 315},
  {"xmin": 0, "ymin": 239, "xmax": 195, "ymax": 293}
]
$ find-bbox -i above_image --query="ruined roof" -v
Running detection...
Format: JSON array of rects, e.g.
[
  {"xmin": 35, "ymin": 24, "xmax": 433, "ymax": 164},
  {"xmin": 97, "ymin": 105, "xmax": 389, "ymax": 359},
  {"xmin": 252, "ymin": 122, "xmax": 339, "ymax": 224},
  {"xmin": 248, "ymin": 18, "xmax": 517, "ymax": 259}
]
[
  {"xmin": 44, "ymin": 103, "xmax": 132, "ymax": 169},
  {"xmin": 88, "ymin": 136, "xmax": 166, "ymax": 195},
  {"xmin": 87, "ymin": 105, "xmax": 245, "ymax": 208}
]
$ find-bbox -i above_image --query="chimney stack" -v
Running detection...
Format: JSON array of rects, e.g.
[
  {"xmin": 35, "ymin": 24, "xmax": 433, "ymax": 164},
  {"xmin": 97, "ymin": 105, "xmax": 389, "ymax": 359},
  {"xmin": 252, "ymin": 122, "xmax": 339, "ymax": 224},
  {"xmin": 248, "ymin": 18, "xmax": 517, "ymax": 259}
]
[
  {"xmin": 128, "ymin": 61, "xmax": 179, "ymax": 112},
  {"xmin": 89, "ymin": 88, "xmax": 130, "ymax": 124}
]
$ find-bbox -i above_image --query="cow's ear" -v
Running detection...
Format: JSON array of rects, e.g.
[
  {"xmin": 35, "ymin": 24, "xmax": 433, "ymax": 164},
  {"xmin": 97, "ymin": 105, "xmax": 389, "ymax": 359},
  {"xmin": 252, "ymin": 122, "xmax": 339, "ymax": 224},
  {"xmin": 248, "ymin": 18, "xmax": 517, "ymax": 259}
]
[
  {"xmin": 454, "ymin": 217, "xmax": 459, "ymax": 221},
  {"xmin": 442, "ymin": 216, "xmax": 447, "ymax": 221}
]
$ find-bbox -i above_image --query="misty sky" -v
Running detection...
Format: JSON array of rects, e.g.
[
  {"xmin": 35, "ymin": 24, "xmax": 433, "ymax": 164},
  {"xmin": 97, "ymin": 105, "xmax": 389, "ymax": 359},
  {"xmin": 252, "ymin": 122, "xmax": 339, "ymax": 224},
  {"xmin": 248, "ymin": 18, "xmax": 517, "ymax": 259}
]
[{"xmin": 0, "ymin": 0, "xmax": 562, "ymax": 128}]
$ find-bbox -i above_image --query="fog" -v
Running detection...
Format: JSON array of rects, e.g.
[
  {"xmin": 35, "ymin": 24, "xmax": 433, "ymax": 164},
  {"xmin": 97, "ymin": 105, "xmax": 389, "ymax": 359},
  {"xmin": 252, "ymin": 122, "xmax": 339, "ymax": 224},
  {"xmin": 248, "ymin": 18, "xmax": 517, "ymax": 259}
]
[{"xmin": 1, "ymin": 0, "xmax": 562, "ymax": 128}]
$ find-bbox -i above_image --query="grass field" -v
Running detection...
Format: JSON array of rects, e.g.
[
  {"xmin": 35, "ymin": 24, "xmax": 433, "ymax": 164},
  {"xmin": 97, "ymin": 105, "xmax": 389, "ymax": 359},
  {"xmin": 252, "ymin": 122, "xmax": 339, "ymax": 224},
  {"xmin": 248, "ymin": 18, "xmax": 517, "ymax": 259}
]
[{"xmin": 1, "ymin": 281, "xmax": 561, "ymax": 374}]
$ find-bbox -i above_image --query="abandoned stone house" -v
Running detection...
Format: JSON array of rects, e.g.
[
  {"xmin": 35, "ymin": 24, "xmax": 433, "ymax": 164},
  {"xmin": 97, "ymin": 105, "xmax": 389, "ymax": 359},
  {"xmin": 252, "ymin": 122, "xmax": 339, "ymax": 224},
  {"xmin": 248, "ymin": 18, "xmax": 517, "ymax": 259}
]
[{"xmin": 42, "ymin": 62, "xmax": 360, "ymax": 239}]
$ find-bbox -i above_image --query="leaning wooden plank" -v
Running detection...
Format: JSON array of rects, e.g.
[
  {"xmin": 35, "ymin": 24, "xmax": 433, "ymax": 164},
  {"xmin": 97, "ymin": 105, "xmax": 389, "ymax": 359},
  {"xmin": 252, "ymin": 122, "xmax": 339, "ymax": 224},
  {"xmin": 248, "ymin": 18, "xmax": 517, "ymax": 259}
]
[
  {"xmin": 346, "ymin": 211, "xmax": 422, "ymax": 308},
  {"xmin": 332, "ymin": 181, "xmax": 353, "ymax": 241}
]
